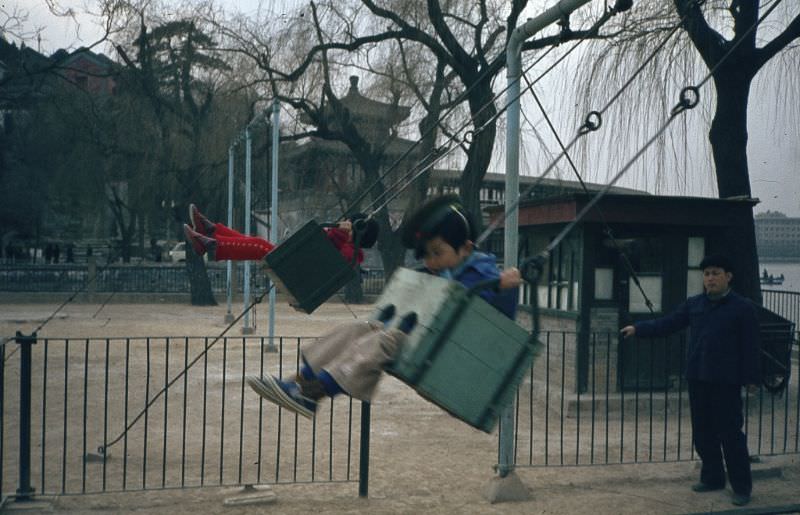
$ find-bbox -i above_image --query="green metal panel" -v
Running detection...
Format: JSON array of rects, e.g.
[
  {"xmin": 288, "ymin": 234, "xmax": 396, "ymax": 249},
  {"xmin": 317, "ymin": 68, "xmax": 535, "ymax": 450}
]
[
  {"xmin": 263, "ymin": 220, "xmax": 356, "ymax": 314},
  {"xmin": 380, "ymin": 268, "xmax": 537, "ymax": 433}
]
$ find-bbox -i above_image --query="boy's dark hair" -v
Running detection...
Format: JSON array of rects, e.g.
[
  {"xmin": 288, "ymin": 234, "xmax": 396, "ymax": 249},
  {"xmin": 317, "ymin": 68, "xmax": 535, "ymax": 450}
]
[
  {"xmin": 401, "ymin": 195, "xmax": 475, "ymax": 259},
  {"xmin": 699, "ymin": 254, "xmax": 733, "ymax": 273},
  {"xmin": 349, "ymin": 213, "xmax": 379, "ymax": 249}
]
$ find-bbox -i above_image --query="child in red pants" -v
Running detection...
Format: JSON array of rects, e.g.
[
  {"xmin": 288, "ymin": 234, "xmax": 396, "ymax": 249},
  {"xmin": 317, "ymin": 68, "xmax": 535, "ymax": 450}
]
[{"xmin": 182, "ymin": 204, "xmax": 378, "ymax": 263}]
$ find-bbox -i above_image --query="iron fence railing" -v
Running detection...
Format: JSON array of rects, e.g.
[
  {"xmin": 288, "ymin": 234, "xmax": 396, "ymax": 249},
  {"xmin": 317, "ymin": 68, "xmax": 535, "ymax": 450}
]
[
  {"xmin": 1, "ymin": 335, "xmax": 370, "ymax": 499},
  {"xmin": 763, "ymin": 289, "xmax": 800, "ymax": 327},
  {"xmin": 505, "ymin": 331, "xmax": 799, "ymax": 468},
  {"xmin": 0, "ymin": 265, "xmax": 386, "ymax": 296},
  {"xmin": 3, "ymin": 327, "xmax": 798, "ymax": 503}
]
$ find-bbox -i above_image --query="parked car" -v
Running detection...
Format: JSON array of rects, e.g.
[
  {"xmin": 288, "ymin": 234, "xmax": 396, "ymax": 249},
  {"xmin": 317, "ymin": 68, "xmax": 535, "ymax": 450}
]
[
  {"xmin": 169, "ymin": 242, "xmax": 186, "ymax": 262},
  {"xmin": 169, "ymin": 242, "xmax": 207, "ymax": 262}
]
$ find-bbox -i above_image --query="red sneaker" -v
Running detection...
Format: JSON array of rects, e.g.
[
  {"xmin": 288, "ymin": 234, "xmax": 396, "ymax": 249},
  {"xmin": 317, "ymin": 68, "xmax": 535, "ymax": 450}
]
[
  {"xmin": 183, "ymin": 224, "xmax": 217, "ymax": 259},
  {"xmin": 189, "ymin": 204, "xmax": 216, "ymax": 236}
]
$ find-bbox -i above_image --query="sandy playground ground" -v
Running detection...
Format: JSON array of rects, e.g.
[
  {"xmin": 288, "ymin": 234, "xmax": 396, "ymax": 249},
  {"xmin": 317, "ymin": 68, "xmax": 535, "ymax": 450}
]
[{"xmin": 1, "ymin": 297, "xmax": 799, "ymax": 514}]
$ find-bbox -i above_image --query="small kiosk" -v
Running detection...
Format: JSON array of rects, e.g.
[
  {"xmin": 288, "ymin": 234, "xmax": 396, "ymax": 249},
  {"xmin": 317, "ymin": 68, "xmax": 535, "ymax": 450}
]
[{"xmin": 488, "ymin": 193, "xmax": 765, "ymax": 394}]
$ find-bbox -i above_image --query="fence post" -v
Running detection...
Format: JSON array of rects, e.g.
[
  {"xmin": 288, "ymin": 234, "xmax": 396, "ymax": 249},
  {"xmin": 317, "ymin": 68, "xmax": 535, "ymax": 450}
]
[
  {"xmin": 14, "ymin": 331, "xmax": 36, "ymax": 502},
  {"xmin": 358, "ymin": 401, "xmax": 370, "ymax": 498},
  {"xmin": 87, "ymin": 256, "xmax": 97, "ymax": 301}
]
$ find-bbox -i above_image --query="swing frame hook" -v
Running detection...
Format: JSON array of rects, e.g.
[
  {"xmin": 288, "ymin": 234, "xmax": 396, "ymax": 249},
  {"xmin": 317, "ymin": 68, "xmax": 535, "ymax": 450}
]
[
  {"xmin": 671, "ymin": 86, "xmax": 700, "ymax": 117},
  {"xmin": 578, "ymin": 111, "xmax": 602, "ymax": 135}
]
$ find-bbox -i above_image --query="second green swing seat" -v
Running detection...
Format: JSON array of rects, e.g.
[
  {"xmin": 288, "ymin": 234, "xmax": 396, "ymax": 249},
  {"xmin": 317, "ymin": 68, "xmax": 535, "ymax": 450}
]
[
  {"xmin": 377, "ymin": 267, "xmax": 538, "ymax": 433},
  {"xmin": 263, "ymin": 220, "xmax": 357, "ymax": 314}
]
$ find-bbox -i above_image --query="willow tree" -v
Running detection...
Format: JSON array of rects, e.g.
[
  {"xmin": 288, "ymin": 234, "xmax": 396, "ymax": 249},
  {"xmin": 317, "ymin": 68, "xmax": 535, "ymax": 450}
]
[
  {"xmin": 578, "ymin": 1, "xmax": 800, "ymax": 302},
  {"xmin": 676, "ymin": 0, "xmax": 800, "ymax": 301}
]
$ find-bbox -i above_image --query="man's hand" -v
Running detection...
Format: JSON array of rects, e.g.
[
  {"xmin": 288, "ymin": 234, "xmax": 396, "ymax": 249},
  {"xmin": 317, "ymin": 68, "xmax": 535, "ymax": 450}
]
[
  {"xmin": 620, "ymin": 325, "xmax": 636, "ymax": 339},
  {"xmin": 337, "ymin": 220, "xmax": 353, "ymax": 234},
  {"xmin": 499, "ymin": 267, "xmax": 522, "ymax": 289}
]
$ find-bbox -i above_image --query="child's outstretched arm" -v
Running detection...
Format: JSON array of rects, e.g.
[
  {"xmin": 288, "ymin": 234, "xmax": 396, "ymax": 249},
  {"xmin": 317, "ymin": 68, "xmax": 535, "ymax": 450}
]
[{"xmin": 499, "ymin": 267, "xmax": 522, "ymax": 290}]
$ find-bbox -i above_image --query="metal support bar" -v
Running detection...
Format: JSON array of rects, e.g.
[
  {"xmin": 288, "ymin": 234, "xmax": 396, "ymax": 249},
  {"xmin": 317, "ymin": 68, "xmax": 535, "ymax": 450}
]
[
  {"xmin": 226, "ymin": 146, "xmax": 235, "ymax": 323},
  {"xmin": 358, "ymin": 402, "xmax": 371, "ymax": 498},
  {"xmin": 267, "ymin": 101, "xmax": 280, "ymax": 352},
  {"xmin": 242, "ymin": 128, "xmax": 254, "ymax": 334},
  {"xmin": 500, "ymin": 0, "xmax": 593, "ymax": 479},
  {"xmin": 15, "ymin": 331, "xmax": 36, "ymax": 501}
]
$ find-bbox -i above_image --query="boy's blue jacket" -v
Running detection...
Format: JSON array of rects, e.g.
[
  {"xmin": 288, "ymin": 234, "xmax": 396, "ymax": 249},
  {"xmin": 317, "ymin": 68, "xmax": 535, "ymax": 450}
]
[
  {"xmin": 434, "ymin": 251, "xmax": 518, "ymax": 319},
  {"xmin": 633, "ymin": 291, "xmax": 761, "ymax": 386}
]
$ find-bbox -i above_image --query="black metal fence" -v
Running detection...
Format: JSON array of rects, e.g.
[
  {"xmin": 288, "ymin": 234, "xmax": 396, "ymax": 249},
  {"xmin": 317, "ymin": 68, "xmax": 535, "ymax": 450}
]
[
  {"xmin": 506, "ymin": 331, "xmax": 800, "ymax": 468},
  {"xmin": 0, "ymin": 264, "xmax": 386, "ymax": 296},
  {"xmin": 1, "ymin": 335, "xmax": 370, "ymax": 499},
  {"xmin": 764, "ymin": 289, "xmax": 800, "ymax": 327},
  {"xmin": 3, "ymin": 328, "xmax": 798, "ymax": 503}
]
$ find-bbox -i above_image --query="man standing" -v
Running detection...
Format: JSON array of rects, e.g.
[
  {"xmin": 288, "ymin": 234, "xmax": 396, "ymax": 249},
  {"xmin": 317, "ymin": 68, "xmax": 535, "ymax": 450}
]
[{"xmin": 621, "ymin": 254, "xmax": 761, "ymax": 506}]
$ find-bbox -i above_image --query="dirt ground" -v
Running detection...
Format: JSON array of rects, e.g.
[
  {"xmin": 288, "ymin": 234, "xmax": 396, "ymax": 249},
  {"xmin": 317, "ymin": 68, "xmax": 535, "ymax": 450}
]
[{"xmin": 2, "ymin": 298, "xmax": 799, "ymax": 514}]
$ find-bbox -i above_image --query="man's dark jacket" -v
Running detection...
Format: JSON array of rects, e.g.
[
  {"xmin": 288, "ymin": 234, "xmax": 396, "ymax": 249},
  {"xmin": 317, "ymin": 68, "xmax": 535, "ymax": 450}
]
[{"xmin": 633, "ymin": 291, "xmax": 761, "ymax": 385}]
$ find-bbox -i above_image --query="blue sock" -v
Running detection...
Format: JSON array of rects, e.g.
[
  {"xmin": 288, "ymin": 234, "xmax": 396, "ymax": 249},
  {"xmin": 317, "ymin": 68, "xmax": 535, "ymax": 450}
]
[
  {"xmin": 318, "ymin": 370, "xmax": 344, "ymax": 397},
  {"xmin": 300, "ymin": 357, "xmax": 316, "ymax": 380}
]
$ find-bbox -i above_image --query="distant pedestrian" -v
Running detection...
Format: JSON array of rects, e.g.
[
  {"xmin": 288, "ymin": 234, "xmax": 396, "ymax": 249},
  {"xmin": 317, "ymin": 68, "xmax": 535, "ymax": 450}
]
[
  {"xmin": 66, "ymin": 244, "xmax": 75, "ymax": 263},
  {"xmin": 150, "ymin": 238, "xmax": 162, "ymax": 262},
  {"xmin": 53, "ymin": 243, "xmax": 61, "ymax": 264},
  {"xmin": 621, "ymin": 254, "xmax": 760, "ymax": 507},
  {"xmin": 44, "ymin": 243, "xmax": 53, "ymax": 264}
]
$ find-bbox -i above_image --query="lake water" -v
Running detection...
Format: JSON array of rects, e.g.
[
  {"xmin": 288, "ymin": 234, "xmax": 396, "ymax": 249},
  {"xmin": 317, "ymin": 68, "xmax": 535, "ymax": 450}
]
[{"xmin": 759, "ymin": 261, "xmax": 800, "ymax": 292}]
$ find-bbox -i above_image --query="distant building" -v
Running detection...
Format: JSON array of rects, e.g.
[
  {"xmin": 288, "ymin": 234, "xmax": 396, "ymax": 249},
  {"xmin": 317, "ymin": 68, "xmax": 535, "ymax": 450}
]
[
  {"xmin": 267, "ymin": 75, "xmax": 641, "ymax": 259},
  {"xmin": 755, "ymin": 211, "xmax": 800, "ymax": 259},
  {"xmin": 51, "ymin": 47, "xmax": 118, "ymax": 95}
]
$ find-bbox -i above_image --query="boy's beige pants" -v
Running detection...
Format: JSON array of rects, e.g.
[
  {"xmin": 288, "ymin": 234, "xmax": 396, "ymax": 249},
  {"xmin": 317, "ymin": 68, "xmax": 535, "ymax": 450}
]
[{"xmin": 301, "ymin": 320, "xmax": 406, "ymax": 401}]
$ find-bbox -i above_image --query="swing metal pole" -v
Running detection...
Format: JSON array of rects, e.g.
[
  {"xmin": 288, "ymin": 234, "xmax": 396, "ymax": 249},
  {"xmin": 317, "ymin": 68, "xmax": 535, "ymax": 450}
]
[
  {"xmin": 242, "ymin": 127, "xmax": 254, "ymax": 334},
  {"xmin": 499, "ymin": 0, "xmax": 593, "ymax": 482},
  {"xmin": 267, "ymin": 100, "xmax": 280, "ymax": 352},
  {"xmin": 225, "ymin": 145, "xmax": 235, "ymax": 323}
]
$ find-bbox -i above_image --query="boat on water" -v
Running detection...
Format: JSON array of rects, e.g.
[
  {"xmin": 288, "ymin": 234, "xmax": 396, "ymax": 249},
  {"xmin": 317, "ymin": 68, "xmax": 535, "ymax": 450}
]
[{"xmin": 761, "ymin": 269, "xmax": 785, "ymax": 285}]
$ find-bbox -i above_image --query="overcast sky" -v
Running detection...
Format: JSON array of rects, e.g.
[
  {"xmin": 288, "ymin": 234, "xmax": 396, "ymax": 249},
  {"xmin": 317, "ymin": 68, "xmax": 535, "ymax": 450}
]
[{"xmin": 11, "ymin": 0, "xmax": 800, "ymax": 217}]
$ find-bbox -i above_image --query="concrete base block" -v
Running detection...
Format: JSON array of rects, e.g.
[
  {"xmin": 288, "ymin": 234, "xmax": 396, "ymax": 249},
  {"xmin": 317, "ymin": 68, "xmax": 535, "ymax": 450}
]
[
  {"xmin": 240, "ymin": 326, "xmax": 255, "ymax": 335},
  {"xmin": 2, "ymin": 498, "xmax": 54, "ymax": 512},
  {"xmin": 222, "ymin": 484, "xmax": 277, "ymax": 507},
  {"xmin": 484, "ymin": 472, "xmax": 531, "ymax": 504},
  {"xmin": 84, "ymin": 450, "xmax": 110, "ymax": 463},
  {"xmin": 224, "ymin": 313, "xmax": 235, "ymax": 323}
]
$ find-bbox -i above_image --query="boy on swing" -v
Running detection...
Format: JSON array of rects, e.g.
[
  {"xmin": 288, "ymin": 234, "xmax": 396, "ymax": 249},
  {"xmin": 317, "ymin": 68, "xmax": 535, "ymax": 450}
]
[
  {"xmin": 246, "ymin": 195, "xmax": 522, "ymax": 418},
  {"xmin": 183, "ymin": 204, "xmax": 379, "ymax": 265}
]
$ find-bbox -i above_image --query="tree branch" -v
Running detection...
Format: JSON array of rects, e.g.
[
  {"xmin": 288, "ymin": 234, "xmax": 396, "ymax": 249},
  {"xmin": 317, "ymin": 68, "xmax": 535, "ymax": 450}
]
[
  {"xmin": 756, "ymin": 11, "xmax": 800, "ymax": 66},
  {"xmin": 671, "ymin": 0, "xmax": 728, "ymax": 69}
]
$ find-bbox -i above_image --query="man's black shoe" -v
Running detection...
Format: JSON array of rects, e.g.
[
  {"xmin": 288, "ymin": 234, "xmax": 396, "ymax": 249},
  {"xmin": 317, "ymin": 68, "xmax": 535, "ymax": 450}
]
[
  {"xmin": 691, "ymin": 482, "xmax": 724, "ymax": 493},
  {"xmin": 731, "ymin": 493, "xmax": 751, "ymax": 506}
]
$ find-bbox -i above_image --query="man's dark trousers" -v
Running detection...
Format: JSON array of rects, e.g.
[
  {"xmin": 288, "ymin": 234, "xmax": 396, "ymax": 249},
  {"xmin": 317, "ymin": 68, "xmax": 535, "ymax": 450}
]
[{"xmin": 688, "ymin": 380, "xmax": 752, "ymax": 495}]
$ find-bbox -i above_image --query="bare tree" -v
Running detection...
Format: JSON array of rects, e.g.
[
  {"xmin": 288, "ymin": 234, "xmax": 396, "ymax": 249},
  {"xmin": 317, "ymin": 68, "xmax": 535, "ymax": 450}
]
[
  {"xmin": 215, "ymin": 0, "xmax": 624, "ymax": 274},
  {"xmin": 576, "ymin": 1, "xmax": 800, "ymax": 302}
]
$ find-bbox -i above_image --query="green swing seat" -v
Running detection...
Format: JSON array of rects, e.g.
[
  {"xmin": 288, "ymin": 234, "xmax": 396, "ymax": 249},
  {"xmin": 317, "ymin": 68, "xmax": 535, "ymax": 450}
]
[
  {"xmin": 263, "ymin": 220, "xmax": 357, "ymax": 314},
  {"xmin": 377, "ymin": 267, "xmax": 538, "ymax": 433}
]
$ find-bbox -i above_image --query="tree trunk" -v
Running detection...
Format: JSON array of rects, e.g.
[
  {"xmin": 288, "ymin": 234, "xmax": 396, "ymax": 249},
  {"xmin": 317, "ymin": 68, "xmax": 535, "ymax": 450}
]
[
  {"xmin": 459, "ymin": 84, "xmax": 497, "ymax": 233},
  {"xmin": 709, "ymin": 73, "xmax": 760, "ymax": 303},
  {"xmin": 182, "ymin": 196, "xmax": 216, "ymax": 305},
  {"xmin": 185, "ymin": 245, "xmax": 216, "ymax": 305}
]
